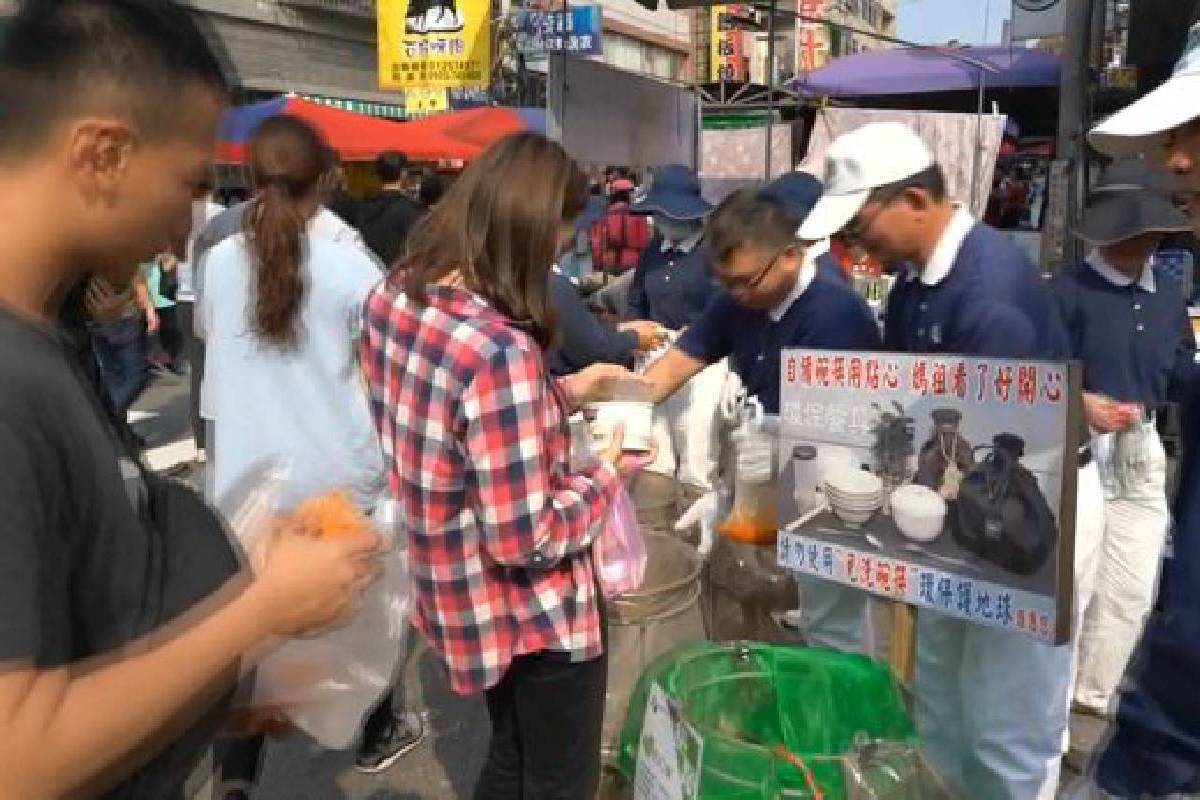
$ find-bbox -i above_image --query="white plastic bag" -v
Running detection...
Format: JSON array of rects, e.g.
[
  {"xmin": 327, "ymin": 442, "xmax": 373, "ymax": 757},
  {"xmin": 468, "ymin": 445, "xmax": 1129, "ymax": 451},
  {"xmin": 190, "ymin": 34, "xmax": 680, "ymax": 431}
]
[{"xmin": 218, "ymin": 461, "xmax": 411, "ymax": 749}]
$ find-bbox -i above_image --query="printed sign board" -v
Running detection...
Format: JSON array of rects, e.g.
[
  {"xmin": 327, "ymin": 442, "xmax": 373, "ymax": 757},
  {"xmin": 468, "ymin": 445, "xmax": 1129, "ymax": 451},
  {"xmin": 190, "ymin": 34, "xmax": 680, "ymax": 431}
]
[
  {"xmin": 1011, "ymin": 0, "xmax": 1066, "ymax": 41},
  {"xmin": 516, "ymin": 6, "xmax": 603, "ymax": 57},
  {"xmin": 634, "ymin": 683, "xmax": 703, "ymax": 800},
  {"xmin": 777, "ymin": 349, "xmax": 1082, "ymax": 643},
  {"xmin": 710, "ymin": 5, "xmax": 748, "ymax": 82},
  {"xmin": 378, "ymin": 0, "xmax": 490, "ymax": 89}
]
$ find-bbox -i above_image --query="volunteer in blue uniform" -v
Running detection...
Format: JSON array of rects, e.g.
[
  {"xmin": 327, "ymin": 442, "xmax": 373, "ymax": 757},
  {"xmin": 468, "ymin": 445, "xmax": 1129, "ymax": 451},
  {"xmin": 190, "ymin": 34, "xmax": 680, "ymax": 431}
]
[
  {"xmin": 761, "ymin": 170, "xmax": 848, "ymax": 284},
  {"xmin": 627, "ymin": 164, "xmax": 719, "ymax": 329},
  {"xmin": 643, "ymin": 187, "xmax": 881, "ymax": 653},
  {"xmin": 628, "ymin": 164, "xmax": 726, "ymax": 493},
  {"xmin": 545, "ymin": 264, "xmax": 666, "ymax": 376},
  {"xmin": 798, "ymin": 121, "xmax": 1105, "ymax": 800},
  {"xmin": 1088, "ymin": 21, "xmax": 1200, "ymax": 797},
  {"xmin": 1053, "ymin": 159, "xmax": 1198, "ymax": 721}
]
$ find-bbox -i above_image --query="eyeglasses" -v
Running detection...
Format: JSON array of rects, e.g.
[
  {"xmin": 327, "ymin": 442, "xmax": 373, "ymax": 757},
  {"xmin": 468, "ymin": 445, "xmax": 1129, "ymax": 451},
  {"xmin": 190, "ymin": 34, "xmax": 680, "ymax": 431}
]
[
  {"xmin": 843, "ymin": 186, "xmax": 904, "ymax": 244},
  {"xmin": 722, "ymin": 246, "xmax": 788, "ymax": 294}
]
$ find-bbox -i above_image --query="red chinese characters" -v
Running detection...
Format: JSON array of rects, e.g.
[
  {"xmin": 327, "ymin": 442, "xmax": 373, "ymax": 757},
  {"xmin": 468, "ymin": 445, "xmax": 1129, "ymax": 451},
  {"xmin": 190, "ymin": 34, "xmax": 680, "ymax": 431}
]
[
  {"xmin": 931, "ymin": 361, "xmax": 948, "ymax": 396},
  {"xmin": 977, "ymin": 362, "xmax": 990, "ymax": 401},
  {"xmin": 883, "ymin": 361, "xmax": 901, "ymax": 390},
  {"xmin": 952, "ymin": 361, "xmax": 968, "ymax": 399},
  {"xmin": 895, "ymin": 564, "xmax": 909, "ymax": 595},
  {"xmin": 1042, "ymin": 368, "xmax": 1064, "ymax": 404},
  {"xmin": 801, "ymin": 354, "xmax": 815, "ymax": 386},
  {"xmin": 785, "ymin": 355, "xmax": 798, "ymax": 386},
  {"xmin": 815, "ymin": 356, "xmax": 831, "ymax": 387},
  {"xmin": 865, "ymin": 358, "xmax": 881, "ymax": 390},
  {"xmin": 910, "ymin": 359, "xmax": 929, "ymax": 395},
  {"xmin": 848, "ymin": 357, "xmax": 864, "ymax": 389},
  {"xmin": 875, "ymin": 560, "xmax": 892, "ymax": 594},
  {"xmin": 994, "ymin": 365, "xmax": 1014, "ymax": 402},
  {"xmin": 1017, "ymin": 365, "xmax": 1037, "ymax": 405},
  {"xmin": 831, "ymin": 355, "xmax": 847, "ymax": 387}
]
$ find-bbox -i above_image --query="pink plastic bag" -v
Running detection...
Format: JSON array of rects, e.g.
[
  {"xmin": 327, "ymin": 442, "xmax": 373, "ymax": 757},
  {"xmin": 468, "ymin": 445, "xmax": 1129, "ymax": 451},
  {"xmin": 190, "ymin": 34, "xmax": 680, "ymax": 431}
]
[{"xmin": 593, "ymin": 485, "xmax": 648, "ymax": 598}]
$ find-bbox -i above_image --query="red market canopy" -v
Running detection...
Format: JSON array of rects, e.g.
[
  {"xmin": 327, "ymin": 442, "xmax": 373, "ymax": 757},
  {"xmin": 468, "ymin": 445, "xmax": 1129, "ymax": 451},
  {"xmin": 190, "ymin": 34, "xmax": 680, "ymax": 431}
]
[
  {"xmin": 388, "ymin": 106, "xmax": 531, "ymax": 156},
  {"xmin": 215, "ymin": 96, "xmax": 478, "ymax": 164}
]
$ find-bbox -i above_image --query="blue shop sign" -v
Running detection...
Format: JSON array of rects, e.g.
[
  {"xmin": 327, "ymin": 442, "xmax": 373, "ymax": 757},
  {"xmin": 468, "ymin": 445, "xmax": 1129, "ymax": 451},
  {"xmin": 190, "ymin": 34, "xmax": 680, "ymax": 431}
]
[{"xmin": 515, "ymin": 6, "xmax": 603, "ymax": 57}]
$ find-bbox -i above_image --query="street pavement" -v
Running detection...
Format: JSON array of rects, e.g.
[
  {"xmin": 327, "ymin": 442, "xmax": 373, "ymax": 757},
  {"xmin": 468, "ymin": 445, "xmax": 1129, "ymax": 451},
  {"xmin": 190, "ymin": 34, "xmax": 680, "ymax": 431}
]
[{"xmin": 132, "ymin": 373, "xmax": 489, "ymax": 800}]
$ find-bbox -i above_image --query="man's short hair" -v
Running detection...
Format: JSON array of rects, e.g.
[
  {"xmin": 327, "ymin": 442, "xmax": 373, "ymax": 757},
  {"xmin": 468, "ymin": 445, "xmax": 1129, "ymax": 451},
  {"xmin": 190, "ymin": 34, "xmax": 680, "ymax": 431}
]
[
  {"xmin": 706, "ymin": 189, "xmax": 803, "ymax": 263},
  {"xmin": 375, "ymin": 151, "xmax": 410, "ymax": 184},
  {"xmin": 0, "ymin": 0, "xmax": 227, "ymax": 157},
  {"xmin": 869, "ymin": 164, "xmax": 948, "ymax": 204}
]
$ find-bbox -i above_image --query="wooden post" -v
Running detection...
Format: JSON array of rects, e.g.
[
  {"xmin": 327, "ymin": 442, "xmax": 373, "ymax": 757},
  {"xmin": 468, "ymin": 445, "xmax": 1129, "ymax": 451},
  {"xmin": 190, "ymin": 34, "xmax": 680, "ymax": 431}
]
[{"xmin": 889, "ymin": 601, "xmax": 917, "ymax": 686}]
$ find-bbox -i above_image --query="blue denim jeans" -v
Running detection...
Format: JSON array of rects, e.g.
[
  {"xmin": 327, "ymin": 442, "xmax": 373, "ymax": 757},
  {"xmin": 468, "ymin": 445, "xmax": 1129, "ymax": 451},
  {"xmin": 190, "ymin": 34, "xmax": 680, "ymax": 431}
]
[{"xmin": 90, "ymin": 315, "xmax": 149, "ymax": 416}]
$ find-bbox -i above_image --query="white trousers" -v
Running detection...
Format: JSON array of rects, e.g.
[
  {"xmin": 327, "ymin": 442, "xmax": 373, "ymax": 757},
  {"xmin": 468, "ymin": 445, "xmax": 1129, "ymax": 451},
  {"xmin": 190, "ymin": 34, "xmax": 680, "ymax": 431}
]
[
  {"xmin": 917, "ymin": 462, "xmax": 1106, "ymax": 800},
  {"xmin": 646, "ymin": 359, "xmax": 729, "ymax": 492},
  {"xmin": 1074, "ymin": 424, "xmax": 1171, "ymax": 715}
]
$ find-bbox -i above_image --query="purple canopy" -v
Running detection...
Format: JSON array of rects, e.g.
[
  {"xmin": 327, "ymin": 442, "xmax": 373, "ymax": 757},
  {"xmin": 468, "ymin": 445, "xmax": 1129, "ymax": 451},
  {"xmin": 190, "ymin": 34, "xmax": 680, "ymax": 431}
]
[{"xmin": 791, "ymin": 46, "xmax": 1061, "ymax": 97}]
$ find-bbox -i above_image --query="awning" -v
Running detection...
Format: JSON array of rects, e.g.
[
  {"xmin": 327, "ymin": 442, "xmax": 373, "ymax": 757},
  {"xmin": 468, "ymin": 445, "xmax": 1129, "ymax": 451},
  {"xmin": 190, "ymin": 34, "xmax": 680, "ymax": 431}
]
[
  {"xmin": 215, "ymin": 96, "xmax": 475, "ymax": 163},
  {"xmin": 791, "ymin": 46, "xmax": 1061, "ymax": 97}
]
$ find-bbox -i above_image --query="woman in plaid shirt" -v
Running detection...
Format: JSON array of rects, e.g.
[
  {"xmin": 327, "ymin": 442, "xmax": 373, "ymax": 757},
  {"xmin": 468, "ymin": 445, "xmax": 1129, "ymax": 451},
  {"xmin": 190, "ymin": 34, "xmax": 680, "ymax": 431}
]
[{"xmin": 361, "ymin": 133, "xmax": 652, "ymax": 799}]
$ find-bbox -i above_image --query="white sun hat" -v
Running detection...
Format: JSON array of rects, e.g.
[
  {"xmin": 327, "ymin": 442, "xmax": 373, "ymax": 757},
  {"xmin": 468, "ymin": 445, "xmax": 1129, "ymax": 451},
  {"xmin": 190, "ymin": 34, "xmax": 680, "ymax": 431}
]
[
  {"xmin": 1090, "ymin": 22, "xmax": 1200, "ymax": 158},
  {"xmin": 798, "ymin": 121, "xmax": 935, "ymax": 242}
]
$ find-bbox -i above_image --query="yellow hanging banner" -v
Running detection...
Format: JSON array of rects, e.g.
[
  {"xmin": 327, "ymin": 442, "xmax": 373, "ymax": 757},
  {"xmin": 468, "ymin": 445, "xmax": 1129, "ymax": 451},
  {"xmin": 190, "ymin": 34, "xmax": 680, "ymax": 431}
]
[
  {"xmin": 405, "ymin": 87, "xmax": 450, "ymax": 116},
  {"xmin": 378, "ymin": 0, "xmax": 490, "ymax": 89}
]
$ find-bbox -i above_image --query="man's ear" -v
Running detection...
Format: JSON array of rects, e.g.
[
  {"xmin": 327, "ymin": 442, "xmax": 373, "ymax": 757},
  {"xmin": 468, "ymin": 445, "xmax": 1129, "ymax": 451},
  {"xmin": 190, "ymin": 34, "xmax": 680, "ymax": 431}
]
[
  {"xmin": 902, "ymin": 186, "xmax": 934, "ymax": 213},
  {"xmin": 65, "ymin": 118, "xmax": 136, "ymax": 200}
]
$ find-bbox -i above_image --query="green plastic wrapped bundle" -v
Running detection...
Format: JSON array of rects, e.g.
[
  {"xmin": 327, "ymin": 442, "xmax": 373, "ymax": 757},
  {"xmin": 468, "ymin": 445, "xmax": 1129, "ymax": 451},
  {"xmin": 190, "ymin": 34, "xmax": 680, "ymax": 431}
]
[{"xmin": 616, "ymin": 641, "xmax": 938, "ymax": 799}]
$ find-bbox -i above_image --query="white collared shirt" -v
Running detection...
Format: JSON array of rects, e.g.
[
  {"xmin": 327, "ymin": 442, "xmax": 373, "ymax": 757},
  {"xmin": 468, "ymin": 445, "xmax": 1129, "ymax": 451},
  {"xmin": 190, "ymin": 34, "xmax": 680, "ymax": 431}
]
[
  {"xmin": 767, "ymin": 243, "xmax": 820, "ymax": 323},
  {"xmin": 1086, "ymin": 249, "xmax": 1157, "ymax": 293},
  {"xmin": 918, "ymin": 205, "xmax": 976, "ymax": 286},
  {"xmin": 660, "ymin": 229, "xmax": 704, "ymax": 254}
]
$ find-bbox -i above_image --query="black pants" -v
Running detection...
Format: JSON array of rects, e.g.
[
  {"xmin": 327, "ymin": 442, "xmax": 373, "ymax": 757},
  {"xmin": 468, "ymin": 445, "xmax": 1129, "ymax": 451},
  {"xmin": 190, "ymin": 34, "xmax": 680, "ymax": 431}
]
[
  {"xmin": 175, "ymin": 301, "xmax": 205, "ymax": 449},
  {"xmin": 474, "ymin": 651, "xmax": 607, "ymax": 800}
]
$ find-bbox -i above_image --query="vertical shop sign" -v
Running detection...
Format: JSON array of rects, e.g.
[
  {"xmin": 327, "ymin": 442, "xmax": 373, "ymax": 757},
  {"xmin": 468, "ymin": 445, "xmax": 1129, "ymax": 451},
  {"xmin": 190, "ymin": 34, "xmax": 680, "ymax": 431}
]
[
  {"xmin": 379, "ymin": 0, "xmax": 490, "ymax": 89},
  {"xmin": 710, "ymin": 5, "xmax": 747, "ymax": 82}
]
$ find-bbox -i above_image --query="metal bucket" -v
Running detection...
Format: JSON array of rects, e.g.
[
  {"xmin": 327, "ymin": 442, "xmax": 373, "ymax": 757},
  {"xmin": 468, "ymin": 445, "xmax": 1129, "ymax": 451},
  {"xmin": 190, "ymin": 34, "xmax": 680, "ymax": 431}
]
[
  {"xmin": 602, "ymin": 532, "xmax": 707, "ymax": 758},
  {"xmin": 627, "ymin": 471, "xmax": 681, "ymax": 537}
]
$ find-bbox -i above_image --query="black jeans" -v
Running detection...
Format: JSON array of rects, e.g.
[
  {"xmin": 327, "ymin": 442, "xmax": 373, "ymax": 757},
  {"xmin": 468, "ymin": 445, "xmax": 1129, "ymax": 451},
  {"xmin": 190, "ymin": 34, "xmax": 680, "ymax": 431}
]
[
  {"xmin": 175, "ymin": 301, "xmax": 205, "ymax": 449},
  {"xmin": 474, "ymin": 650, "xmax": 607, "ymax": 800}
]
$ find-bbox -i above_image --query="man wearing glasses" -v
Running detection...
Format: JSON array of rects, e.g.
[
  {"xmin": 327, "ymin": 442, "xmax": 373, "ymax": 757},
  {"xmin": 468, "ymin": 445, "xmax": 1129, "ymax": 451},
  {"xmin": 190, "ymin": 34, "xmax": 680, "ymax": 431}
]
[
  {"xmin": 642, "ymin": 185, "xmax": 881, "ymax": 653},
  {"xmin": 798, "ymin": 121, "xmax": 1105, "ymax": 800}
]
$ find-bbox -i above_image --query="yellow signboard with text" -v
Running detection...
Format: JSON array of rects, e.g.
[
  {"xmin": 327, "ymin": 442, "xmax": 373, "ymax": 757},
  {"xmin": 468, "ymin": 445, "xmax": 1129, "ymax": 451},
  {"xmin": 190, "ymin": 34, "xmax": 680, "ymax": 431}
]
[
  {"xmin": 710, "ymin": 5, "xmax": 746, "ymax": 82},
  {"xmin": 405, "ymin": 87, "xmax": 450, "ymax": 116},
  {"xmin": 378, "ymin": 0, "xmax": 490, "ymax": 89}
]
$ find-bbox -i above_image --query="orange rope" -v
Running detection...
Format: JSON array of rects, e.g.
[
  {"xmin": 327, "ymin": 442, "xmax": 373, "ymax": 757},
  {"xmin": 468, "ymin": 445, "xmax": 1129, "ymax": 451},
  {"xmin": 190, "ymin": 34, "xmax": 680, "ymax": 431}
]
[{"xmin": 773, "ymin": 745, "xmax": 824, "ymax": 800}]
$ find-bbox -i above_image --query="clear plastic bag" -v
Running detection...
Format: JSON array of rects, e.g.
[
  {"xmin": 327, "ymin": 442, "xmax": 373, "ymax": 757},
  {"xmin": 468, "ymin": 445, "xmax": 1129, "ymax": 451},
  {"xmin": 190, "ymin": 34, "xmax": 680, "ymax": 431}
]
[
  {"xmin": 217, "ymin": 460, "xmax": 411, "ymax": 749},
  {"xmin": 594, "ymin": 485, "xmax": 648, "ymax": 598}
]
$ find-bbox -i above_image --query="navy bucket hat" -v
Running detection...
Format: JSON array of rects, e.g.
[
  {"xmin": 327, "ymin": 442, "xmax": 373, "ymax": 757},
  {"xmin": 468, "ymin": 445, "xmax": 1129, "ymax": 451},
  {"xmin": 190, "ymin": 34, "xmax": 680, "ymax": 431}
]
[{"xmin": 630, "ymin": 164, "xmax": 713, "ymax": 221}]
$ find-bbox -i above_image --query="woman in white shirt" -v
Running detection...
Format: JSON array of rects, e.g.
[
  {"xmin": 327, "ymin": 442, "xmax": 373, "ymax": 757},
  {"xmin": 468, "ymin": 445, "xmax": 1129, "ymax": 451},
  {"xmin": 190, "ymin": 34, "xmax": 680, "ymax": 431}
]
[{"xmin": 200, "ymin": 115, "xmax": 416, "ymax": 794}]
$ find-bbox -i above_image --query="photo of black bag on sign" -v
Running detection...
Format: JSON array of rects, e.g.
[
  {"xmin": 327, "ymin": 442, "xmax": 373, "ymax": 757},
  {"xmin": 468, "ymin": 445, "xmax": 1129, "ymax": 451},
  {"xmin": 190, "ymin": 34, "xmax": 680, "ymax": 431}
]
[{"xmin": 953, "ymin": 433, "xmax": 1057, "ymax": 576}]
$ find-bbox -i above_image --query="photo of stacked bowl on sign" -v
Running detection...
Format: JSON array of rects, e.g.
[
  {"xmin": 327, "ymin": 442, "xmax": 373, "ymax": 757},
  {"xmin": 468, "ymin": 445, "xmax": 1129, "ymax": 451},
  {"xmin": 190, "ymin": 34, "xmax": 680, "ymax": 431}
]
[{"xmin": 823, "ymin": 466, "xmax": 884, "ymax": 529}]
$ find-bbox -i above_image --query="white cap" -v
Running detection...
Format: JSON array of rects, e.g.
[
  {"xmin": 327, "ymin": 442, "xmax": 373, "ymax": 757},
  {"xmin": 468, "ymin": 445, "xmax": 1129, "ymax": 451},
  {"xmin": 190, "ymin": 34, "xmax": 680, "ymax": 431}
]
[
  {"xmin": 1090, "ymin": 23, "xmax": 1200, "ymax": 157},
  {"xmin": 798, "ymin": 122, "xmax": 935, "ymax": 241}
]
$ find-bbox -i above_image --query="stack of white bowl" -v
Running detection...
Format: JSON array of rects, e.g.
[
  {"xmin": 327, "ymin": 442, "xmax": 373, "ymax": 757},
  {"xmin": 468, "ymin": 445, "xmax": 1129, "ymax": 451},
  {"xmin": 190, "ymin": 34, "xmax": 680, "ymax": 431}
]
[
  {"xmin": 824, "ymin": 467, "xmax": 883, "ymax": 529},
  {"xmin": 890, "ymin": 485, "xmax": 947, "ymax": 542}
]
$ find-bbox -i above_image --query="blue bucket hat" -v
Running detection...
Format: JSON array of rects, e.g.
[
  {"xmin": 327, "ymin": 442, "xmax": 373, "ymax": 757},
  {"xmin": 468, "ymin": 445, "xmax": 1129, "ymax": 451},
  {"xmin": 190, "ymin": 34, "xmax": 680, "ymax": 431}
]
[
  {"xmin": 762, "ymin": 171, "xmax": 824, "ymax": 225},
  {"xmin": 630, "ymin": 164, "xmax": 713, "ymax": 220}
]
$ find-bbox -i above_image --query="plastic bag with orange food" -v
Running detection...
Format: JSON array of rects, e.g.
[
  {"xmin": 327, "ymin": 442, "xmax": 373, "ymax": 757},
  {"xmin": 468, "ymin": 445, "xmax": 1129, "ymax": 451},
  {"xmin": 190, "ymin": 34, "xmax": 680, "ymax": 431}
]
[{"xmin": 219, "ymin": 460, "xmax": 410, "ymax": 749}]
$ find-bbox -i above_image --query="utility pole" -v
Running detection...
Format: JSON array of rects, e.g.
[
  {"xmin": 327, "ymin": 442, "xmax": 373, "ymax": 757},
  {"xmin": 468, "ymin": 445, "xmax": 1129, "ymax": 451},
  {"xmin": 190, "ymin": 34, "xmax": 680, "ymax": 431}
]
[{"xmin": 1046, "ymin": 0, "xmax": 1097, "ymax": 271}]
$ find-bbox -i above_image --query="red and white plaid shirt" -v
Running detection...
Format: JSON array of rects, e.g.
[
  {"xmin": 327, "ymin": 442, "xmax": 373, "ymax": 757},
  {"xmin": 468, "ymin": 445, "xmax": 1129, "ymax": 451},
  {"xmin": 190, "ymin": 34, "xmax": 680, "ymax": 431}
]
[{"xmin": 361, "ymin": 279, "xmax": 619, "ymax": 695}]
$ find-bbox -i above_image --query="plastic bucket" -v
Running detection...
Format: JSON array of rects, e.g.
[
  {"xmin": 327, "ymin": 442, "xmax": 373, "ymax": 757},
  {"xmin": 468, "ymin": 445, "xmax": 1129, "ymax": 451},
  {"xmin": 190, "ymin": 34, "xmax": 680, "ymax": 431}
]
[{"xmin": 602, "ymin": 532, "xmax": 707, "ymax": 757}]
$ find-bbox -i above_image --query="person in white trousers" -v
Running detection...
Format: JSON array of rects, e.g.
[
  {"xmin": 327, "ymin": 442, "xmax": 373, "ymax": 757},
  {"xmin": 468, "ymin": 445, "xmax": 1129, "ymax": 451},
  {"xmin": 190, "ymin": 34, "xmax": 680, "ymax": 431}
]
[
  {"xmin": 798, "ymin": 121, "xmax": 1107, "ymax": 799},
  {"xmin": 1052, "ymin": 159, "xmax": 1199, "ymax": 718}
]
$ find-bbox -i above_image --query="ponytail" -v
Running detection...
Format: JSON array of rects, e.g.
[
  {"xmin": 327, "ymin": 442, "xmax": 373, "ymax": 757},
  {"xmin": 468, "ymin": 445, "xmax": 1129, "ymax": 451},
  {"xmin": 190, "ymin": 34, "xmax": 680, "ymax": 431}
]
[{"xmin": 249, "ymin": 180, "xmax": 307, "ymax": 348}]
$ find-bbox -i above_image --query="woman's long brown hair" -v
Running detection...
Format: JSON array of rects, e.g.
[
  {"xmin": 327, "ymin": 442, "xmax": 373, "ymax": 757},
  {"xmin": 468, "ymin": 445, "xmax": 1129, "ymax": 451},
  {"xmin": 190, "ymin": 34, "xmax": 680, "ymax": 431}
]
[
  {"xmin": 401, "ymin": 133, "xmax": 588, "ymax": 348},
  {"xmin": 247, "ymin": 116, "xmax": 329, "ymax": 348}
]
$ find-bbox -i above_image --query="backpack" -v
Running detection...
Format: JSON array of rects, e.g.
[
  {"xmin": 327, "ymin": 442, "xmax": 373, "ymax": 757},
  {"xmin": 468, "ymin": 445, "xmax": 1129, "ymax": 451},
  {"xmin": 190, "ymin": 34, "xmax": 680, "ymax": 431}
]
[
  {"xmin": 952, "ymin": 433, "xmax": 1057, "ymax": 577},
  {"xmin": 590, "ymin": 206, "xmax": 649, "ymax": 275}
]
